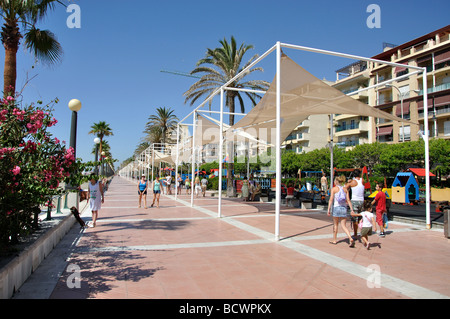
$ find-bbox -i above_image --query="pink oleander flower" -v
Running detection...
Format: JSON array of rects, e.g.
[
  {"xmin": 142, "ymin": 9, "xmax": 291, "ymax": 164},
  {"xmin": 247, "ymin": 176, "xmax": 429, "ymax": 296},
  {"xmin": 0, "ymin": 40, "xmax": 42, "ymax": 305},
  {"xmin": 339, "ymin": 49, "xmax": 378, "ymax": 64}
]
[{"xmin": 12, "ymin": 166, "xmax": 20, "ymax": 175}]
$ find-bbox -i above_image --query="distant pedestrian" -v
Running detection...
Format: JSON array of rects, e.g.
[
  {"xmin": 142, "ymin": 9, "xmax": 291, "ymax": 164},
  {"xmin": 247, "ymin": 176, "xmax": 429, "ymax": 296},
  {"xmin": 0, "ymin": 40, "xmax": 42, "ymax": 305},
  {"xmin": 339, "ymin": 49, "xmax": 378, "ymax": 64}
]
[
  {"xmin": 166, "ymin": 174, "xmax": 172, "ymax": 195},
  {"xmin": 350, "ymin": 200, "xmax": 375, "ymax": 250},
  {"xmin": 87, "ymin": 174, "xmax": 104, "ymax": 228},
  {"xmin": 151, "ymin": 175, "xmax": 161, "ymax": 208},
  {"xmin": 185, "ymin": 177, "xmax": 191, "ymax": 195},
  {"xmin": 372, "ymin": 183, "xmax": 387, "ymax": 237},
  {"xmin": 138, "ymin": 174, "xmax": 148, "ymax": 208},
  {"xmin": 346, "ymin": 169, "xmax": 365, "ymax": 239},
  {"xmin": 201, "ymin": 175, "xmax": 208, "ymax": 197},
  {"xmin": 321, "ymin": 172, "xmax": 328, "ymax": 193},
  {"xmin": 177, "ymin": 174, "xmax": 182, "ymax": 195},
  {"xmin": 327, "ymin": 175, "xmax": 355, "ymax": 247},
  {"xmin": 194, "ymin": 176, "xmax": 201, "ymax": 198}
]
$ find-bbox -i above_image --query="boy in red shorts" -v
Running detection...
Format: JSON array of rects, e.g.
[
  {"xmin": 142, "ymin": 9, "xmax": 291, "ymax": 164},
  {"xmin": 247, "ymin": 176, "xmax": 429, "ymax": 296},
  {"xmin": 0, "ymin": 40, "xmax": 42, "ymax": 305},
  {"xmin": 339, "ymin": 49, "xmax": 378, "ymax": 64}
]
[{"xmin": 371, "ymin": 183, "xmax": 387, "ymax": 237}]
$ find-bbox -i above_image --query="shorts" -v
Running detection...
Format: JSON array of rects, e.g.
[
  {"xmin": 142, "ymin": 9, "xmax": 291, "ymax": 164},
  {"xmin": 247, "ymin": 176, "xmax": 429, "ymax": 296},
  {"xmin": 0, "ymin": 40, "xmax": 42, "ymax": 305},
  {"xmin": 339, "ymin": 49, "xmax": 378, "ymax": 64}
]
[
  {"xmin": 332, "ymin": 206, "xmax": 348, "ymax": 218},
  {"xmin": 350, "ymin": 200, "xmax": 363, "ymax": 222},
  {"xmin": 138, "ymin": 190, "xmax": 147, "ymax": 195},
  {"xmin": 153, "ymin": 190, "xmax": 161, "ymax": 194},
  {"xmin": 360, "ymin": 226, "xmax": 373, "ymax": 237}
]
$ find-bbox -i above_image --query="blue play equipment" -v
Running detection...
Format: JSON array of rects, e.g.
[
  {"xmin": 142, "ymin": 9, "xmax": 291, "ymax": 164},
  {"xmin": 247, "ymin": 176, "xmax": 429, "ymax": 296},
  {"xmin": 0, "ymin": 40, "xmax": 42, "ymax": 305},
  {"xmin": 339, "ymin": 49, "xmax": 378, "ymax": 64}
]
[{"xmin": 391, "ymin": 172, "xmax": 419, "ymax": 204}]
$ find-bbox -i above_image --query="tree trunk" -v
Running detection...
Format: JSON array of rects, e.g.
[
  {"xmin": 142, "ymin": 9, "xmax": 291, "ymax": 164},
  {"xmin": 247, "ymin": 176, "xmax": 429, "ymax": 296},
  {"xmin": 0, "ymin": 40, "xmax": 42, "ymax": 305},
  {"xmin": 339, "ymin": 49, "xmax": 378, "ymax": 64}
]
[
  {"xmin": 226, "ymin": 93, "xmax": 236, "ymax": 197},
  {"xmin": 2, "ymin": 19, "xmax": 21, "ymax": 96}
]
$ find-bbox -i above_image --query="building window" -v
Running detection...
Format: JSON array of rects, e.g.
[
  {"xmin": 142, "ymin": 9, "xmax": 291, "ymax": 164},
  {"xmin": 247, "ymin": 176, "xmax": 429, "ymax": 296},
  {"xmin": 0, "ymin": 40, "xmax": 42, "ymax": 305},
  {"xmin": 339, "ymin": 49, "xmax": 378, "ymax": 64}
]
[{"xmin": 444, "ymin": 121, "xmax": 450, "ymax": 136}]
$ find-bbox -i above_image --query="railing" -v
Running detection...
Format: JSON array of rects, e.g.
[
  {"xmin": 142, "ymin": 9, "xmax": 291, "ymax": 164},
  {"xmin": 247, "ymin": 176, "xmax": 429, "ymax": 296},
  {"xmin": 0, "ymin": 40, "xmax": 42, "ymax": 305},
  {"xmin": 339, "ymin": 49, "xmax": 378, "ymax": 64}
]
[{"xmin": 417, "ymin": 82, "xmax": 450, "ymax": 95}]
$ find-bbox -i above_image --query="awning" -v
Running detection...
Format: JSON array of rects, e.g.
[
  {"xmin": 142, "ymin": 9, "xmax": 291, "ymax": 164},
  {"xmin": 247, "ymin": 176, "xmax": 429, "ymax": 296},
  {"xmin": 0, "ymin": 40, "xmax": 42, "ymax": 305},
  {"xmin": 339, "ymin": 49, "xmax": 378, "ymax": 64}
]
[
  {"xmin": 395, "ymin": 102, "xmax": 410, "ymax": 116},
  {"xmin": 230, "ymin": 54, "xmax": 414, "ymax": 144},
  {"xmin": 408, "ymin": 168, "xmax": 436, "ymax": 177},
  {"xmin": 377, "ymin": 126, "xmax": 393, "ymax": 136}
]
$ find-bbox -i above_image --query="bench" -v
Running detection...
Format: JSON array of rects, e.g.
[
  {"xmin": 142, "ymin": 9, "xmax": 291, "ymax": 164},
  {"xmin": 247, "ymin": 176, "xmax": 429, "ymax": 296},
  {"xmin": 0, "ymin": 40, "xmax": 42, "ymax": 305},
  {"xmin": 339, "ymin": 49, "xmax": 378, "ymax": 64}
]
[{"xmin": 297, "ymin": 191, "xmax": 319, "ymax": 209}]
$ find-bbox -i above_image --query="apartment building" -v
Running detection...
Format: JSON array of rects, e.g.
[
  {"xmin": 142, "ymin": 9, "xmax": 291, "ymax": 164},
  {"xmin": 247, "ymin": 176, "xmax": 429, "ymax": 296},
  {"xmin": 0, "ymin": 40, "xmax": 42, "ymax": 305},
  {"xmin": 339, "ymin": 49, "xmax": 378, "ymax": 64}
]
[
  {"xmin": 282, "ymin": 114, "xmax": 330, "ymax": 153},
  {"xmin": 332, "ymin": 25, "xmax": 450, "ymax": 148}
]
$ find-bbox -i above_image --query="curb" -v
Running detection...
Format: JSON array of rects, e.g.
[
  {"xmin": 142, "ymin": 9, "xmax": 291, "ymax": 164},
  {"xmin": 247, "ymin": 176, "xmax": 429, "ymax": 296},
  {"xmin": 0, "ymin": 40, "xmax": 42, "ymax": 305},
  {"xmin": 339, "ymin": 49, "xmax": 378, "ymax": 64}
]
[{"xmin": 0, "ymin": 200, "xmax": 88, "ymax": 299}]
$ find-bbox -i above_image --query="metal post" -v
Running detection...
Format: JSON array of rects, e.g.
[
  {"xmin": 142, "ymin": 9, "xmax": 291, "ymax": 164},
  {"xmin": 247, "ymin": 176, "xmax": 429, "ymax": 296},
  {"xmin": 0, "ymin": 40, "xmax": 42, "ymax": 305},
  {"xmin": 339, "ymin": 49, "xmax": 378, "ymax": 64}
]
[
  {"xmin": 218, "ymin": 88, "xmax": 224, "ymax": 218},
  {"xmin": 175, "ymin": 124, "xmax": 180, "ymax": 200},
  {"xmin": 423, "ymin": 70, "xmax": 431, "ymax": 229},
  {"xmin": 191, "ymin": 112, "xmax": 197, "ymax": 207},
  {"xmin": 275, "ymin": 42, "xmax": 282, "ymax": 241}
]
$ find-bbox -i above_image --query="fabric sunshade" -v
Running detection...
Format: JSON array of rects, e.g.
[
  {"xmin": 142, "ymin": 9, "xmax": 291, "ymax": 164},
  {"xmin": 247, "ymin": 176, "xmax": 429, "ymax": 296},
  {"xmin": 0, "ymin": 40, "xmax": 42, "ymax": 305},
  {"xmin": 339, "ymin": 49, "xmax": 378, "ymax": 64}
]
[{"xmin": 230, "ymin": 54, "xmax": 414, "ymax": 144}]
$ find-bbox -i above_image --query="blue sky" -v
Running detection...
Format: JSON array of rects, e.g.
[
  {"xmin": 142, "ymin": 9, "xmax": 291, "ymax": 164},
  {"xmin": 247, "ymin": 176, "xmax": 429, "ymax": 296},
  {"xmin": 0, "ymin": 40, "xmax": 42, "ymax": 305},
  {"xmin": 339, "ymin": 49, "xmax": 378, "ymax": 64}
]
[{"xmin": 2, "ymin": 0, "xmax": 449, "ymax": 166}]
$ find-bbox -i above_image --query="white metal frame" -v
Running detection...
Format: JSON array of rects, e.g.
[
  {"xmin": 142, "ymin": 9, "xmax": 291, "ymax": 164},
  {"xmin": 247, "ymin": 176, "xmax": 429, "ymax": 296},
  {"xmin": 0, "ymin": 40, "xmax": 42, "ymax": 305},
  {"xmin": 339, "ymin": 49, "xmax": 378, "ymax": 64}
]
[{"xmin": 174, "ymin": 41, "xmax": 431, "ymax": 240}]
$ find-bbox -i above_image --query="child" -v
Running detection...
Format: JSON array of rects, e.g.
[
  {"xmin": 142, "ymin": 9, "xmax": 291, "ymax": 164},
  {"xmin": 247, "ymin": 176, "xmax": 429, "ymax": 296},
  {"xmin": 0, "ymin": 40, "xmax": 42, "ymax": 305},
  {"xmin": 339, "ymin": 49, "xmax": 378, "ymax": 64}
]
[
  {"xmin": 351, "ymin": 200, "xmax": 376, "ymax": 250},
  {"xmin": 372, "ymin": 183, "xmax": 387, "ymax": 237}
]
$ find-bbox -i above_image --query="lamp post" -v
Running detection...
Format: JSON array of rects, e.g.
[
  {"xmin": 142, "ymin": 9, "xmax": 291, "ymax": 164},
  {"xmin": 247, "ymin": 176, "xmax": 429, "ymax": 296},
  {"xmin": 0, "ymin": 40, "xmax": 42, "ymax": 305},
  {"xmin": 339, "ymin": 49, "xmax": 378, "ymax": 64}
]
[
  {"xmin": 68, "ymin": 99, "xmax": 82, "ymax": 157},
  {"xmin": 67, "ymin": 99, "xmax": 81, "ymax": 210},
  {"xmin": 94, "ymin": 137, "xmax": 100, "ymax": 175},
  {"xmin": 386, "ymin": 84, "xmax": 405, "ymax": 142}
]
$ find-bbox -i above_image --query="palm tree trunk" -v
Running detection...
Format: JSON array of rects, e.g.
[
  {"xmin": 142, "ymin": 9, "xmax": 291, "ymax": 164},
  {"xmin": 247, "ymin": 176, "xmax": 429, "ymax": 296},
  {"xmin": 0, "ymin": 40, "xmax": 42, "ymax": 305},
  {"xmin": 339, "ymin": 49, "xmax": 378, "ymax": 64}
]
[
  {"xmin": 226, "ymin": 93, "xmax": 236, "ymax": 197},
  {"xmin": 2, "ymin": 19, "xmax": 21, "ymax": 96}
]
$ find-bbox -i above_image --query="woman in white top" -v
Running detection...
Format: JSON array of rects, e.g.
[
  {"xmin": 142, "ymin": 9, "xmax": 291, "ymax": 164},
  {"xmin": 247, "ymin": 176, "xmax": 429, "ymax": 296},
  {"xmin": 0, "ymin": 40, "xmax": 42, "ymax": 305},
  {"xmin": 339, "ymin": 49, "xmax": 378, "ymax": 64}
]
[
  {"xmin": 87, "ymin": 174, "xmax": 104, "ymax": 228},
  {"xmin": 327, "ymin": 175, "xmax": 355, "ymax": 247}
]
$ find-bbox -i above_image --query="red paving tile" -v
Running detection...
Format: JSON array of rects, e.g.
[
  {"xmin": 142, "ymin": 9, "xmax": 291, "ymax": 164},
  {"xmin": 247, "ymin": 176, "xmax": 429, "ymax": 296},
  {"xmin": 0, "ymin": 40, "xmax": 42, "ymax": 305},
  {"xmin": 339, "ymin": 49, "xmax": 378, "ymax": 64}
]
[{"xmin": 48, "ymin": 176, "xmax": 450, "ymax": 300}]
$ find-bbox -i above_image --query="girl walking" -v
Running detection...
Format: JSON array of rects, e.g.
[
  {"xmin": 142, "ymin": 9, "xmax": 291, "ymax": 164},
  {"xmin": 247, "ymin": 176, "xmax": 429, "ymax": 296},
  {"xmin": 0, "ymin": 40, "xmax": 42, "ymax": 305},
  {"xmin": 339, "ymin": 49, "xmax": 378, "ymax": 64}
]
[
  {"xmin": 138, "ymin": 174, "xmax": 148, "ymax": 208},
  {"xmin": 351, "ymin": 200, "xmax": 376, "ymax": 249},
  {"xmin": 87, "ymin": 174, "xmax": 104, "ymax": 228},
  {"xmin": 151, "ymin": 175, "xmax": 161, "ymax": 208},
  {"xmin": 327, "ymin": 175, "xmax": 355, "ymax": 247}
]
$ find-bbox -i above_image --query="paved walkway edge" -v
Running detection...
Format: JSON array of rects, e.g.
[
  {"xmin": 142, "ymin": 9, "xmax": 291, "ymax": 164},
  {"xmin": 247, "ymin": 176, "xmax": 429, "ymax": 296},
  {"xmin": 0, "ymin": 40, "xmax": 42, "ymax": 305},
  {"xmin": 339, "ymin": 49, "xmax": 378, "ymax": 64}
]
[{"xmin": 1, "ymin": 197, "xmax": 88, "ymax": 299}]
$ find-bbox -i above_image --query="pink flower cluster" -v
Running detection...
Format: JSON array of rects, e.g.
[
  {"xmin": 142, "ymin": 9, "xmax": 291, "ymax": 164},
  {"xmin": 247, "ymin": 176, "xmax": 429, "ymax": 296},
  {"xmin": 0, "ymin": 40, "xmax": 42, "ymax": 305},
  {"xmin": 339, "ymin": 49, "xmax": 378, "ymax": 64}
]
[
  {"xmin": 11, "ymin": 166, "xmax": 20, "ymax": 175},
  {"xmin": 0, "ymin": 147, "xmax": 16, "ymax": 157}
]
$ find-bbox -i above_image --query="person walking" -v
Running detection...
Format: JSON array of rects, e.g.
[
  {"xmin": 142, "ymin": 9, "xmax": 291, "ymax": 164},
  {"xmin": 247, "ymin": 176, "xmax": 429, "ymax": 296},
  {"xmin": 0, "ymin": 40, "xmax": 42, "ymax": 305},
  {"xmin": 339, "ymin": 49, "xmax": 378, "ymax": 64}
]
[
  {"xmin": 350, "ymin": 200, "xmax": 376, "ymax": 250},
  {"xmin": 166, "ymin": 174, "xmax": 172, "ymax": 195},
  {"xmin": 177, "ymin": 174, "xmax": 182, "ymax": 195},
  {"xmin": 151, "ymin": 175, "xmax": 161, "ymax": 208},
  {"xmin": 346, "ymin": 169, "xmax": 365, "ymax": 239},
  {"xmin": 138, "ymin": 174, "xmax": 148, "ymax": 208},
  {"xmin": 185, "ymin": 177, "xmax": 191, "ymax": 195},
  {"xmin": 372, "ymin": 183, "xmax": 387, "ymax": 237},
  {"xmin": 87, "ymin": 174, "xmax": 104, "ymax": 228},
  {"xmin": 327, "ymin": 175, "xmax": 355, "ymax": 247},
  {"xmin": 194, "ymin": 175, "xmax": 201, "ymax": 198},
  {"xmin": 201, "ymin": 175, "xmax": 208, "ymax": 197}
]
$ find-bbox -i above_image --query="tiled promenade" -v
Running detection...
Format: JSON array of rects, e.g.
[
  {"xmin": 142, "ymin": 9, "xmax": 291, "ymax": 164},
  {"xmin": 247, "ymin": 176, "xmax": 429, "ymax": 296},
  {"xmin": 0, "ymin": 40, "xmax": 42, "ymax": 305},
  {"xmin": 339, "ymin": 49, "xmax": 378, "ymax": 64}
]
[{"xmin": 15, "ymin": 176, "xmax": 450, "ymax": 299}]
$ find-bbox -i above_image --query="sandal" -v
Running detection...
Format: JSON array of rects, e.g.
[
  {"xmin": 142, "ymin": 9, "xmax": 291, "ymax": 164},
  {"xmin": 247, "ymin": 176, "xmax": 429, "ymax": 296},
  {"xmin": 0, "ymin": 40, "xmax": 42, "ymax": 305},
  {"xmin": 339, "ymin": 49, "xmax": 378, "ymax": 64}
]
[
  {"xmin": 349, "ymin": 239, "xmax": 355, "ymax": 248},
  {"xmin": 329, "ymin": 241, "xmax": 337, "ymax": 245}
]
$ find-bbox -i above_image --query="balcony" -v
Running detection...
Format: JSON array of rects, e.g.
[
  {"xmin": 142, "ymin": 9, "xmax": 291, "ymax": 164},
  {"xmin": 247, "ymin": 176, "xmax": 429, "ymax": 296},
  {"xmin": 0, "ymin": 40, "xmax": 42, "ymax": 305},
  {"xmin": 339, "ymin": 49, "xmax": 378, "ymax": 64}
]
[
  {"xmin": 417, "ymin": 82, "xmax": 450, "ymax": 95},
  {"xmin": 334, "ymin": 121, "xmax": 369, "ymax": 137}
]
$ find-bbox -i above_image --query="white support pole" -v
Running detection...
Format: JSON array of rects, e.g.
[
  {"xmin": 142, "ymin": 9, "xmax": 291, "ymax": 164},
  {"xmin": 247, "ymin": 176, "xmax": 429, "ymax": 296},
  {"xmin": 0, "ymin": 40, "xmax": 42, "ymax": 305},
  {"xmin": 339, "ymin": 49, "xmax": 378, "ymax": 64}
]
[
  {"xmin": 218, "ymin": 88, "xmax": 224, "ymax": 218},
  {"xmin": 423, "ymin": 70, "xmax": 431, "ymax": 229},
  {"xmin": 330, "ymin": 114, "xmax": 334, "ymax": 191},
  {"xmin": 151, "ymin": 145, "xmax": 154, "ymax": 182},
  {"xmin": 175, "ymin": 124, "xmax": 180, "ymax": 200},
  {"xmin": 191, "ymin": 112, "xmax": 196, "ymax": 207},
  {"xmin": 275, "ymin": 41, "xmax": 282, "ymax": 241}
]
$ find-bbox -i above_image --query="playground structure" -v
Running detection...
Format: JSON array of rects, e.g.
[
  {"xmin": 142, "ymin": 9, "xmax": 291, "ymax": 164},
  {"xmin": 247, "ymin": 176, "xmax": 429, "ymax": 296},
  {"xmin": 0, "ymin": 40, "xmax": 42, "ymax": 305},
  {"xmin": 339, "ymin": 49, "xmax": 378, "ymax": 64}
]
[{"xmin": 391, "ymin": 172, "xmax": 420, "ymax": 204}]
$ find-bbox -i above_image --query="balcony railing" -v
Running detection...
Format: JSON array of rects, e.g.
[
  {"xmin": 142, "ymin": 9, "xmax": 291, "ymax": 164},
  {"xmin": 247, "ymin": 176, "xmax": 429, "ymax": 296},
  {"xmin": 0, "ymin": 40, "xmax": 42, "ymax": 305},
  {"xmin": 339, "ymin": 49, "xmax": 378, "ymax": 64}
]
[{"xmin": 417, "ymin": 82, "xmax": 450, "ymax": 95}]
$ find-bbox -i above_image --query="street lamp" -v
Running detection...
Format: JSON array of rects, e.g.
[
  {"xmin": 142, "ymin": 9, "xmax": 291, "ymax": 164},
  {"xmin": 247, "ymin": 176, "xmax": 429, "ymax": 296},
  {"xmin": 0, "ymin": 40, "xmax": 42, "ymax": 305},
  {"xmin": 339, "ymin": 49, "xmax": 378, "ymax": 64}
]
[
  {"xmin": 94, "ymin": 137, "xmax": 100, "ymax": 175},
  {"xmin": 386, "ymin": 84, "xmax": 405, "ymax": 142},
  {"xmin": 68, "ymin": 99, "xmax": 82, "ymax": 158}
]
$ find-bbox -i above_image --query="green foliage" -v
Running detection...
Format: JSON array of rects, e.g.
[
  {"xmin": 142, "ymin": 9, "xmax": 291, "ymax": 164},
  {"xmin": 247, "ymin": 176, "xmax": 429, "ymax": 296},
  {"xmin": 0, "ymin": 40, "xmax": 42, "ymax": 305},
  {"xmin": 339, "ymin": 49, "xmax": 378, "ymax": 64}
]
[{"xmin": 0, "ymin": 95, "xmax": 83, "ymax": 246}]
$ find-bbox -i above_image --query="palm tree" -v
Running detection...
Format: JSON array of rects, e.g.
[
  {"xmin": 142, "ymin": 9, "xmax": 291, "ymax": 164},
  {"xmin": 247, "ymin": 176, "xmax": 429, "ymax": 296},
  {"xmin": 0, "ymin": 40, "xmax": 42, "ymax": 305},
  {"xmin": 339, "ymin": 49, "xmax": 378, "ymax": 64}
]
[
  {"xmin": 0, "ymin": 0, "xmax": 64, "ymax": 96},
  {"xmin": 144, "ymin": 107, "xmax": 178, "ymax": 146},
  {"xmin": 184, "ymin": 36, "xmax": 269, "ymax": 196},
  {"xmin": 88, "ymin": 121, "xmax": 113, "ymax": 167},
  {"xmin": 184, "ymin": 36, "xmax": 269, "ymax": 125}
]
